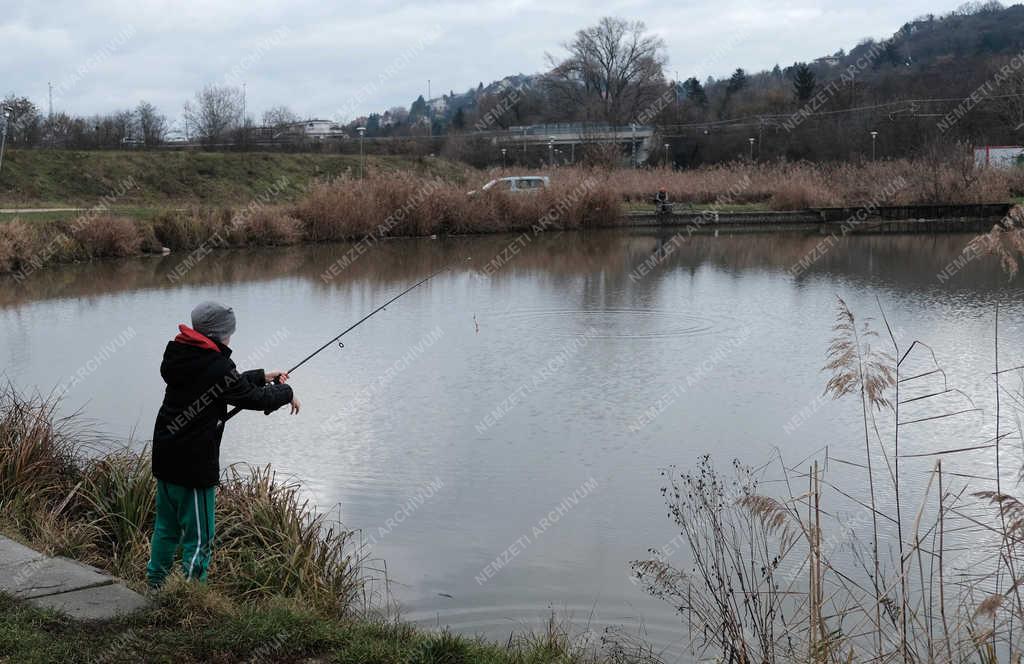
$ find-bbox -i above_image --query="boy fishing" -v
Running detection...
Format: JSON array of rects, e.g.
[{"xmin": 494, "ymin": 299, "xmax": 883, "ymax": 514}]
[{"xmin": 146, "ymin": 302, "xmax": 299, "ymax": 588}]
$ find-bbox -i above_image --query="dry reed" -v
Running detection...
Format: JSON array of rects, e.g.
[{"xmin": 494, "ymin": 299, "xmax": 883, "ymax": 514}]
[
  {"xmin": 1, "ymin": 158, "xmax": 1021, "ymax": 276},
  {"xmin": 633, "ymin": 298, "xmax": 1024, "ymax": 663},
  {"xmin": 0, "ymin": 384, "xmax": 362, "ymax": 614}
]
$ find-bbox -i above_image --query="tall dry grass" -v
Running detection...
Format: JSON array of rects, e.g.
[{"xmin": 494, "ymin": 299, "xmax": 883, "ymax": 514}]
[
  {"xmin": 0, "ymin": 384, "xmax": 362, "ymax": 614},
  {"xmin": 970, "ymin": 204, "xmax": 1024, "ymax": 278},
  {"xmin": 2, "ymin": 159, "xmax": 1020, "ymax": 276},
  {"xmin": 67, "ymin": 215, "xmax": 145, "ymax": 258},
  {"xmin": 605, "ymin": 158, "xmax": 1023, "ymax": 209},
  {"xmin": 290, "ymin": 170, "xmax": 621, "ymax": 242},
  {"xmin": 633, "ymin": 298, "xmax": 1024, "ymax": 663},
  {"xmin": 0, "ymin": 220, "xmax": 37, "ymax": 274},
  {"xmin": 0, "ymin": 215, "xmax": 150, "ymax": 276}
]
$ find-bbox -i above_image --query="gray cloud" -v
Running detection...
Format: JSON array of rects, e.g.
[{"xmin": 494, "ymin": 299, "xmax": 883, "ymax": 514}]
[{"xmin": 2, "ymin": 0, "xmax": 968, "ymax": 128}]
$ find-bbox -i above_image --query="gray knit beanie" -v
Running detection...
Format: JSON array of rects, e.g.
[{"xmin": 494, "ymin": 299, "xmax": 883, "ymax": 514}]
[{"xmin": 191, "ymin": 301, "xmax": 237, "ymax": 342}]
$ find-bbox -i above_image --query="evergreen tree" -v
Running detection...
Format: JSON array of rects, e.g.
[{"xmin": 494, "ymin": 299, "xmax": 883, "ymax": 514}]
[
  {"xmin": 793, "ymin": 63, "xmax": 817, "ymax": 102},
  {"xmin": 726, "ymin": 68, "xmax": 748, "ymax": 94},
  {"xmin": 452, "ymin": 107, "xmax": 465, "ymax": 130},
  {"xmin": 409, "ymin": 95, "xmax": 428, "ymax": 119},
  {"xmin": 366, "ymin": 113, "xmax": 381, "ymax": 135},
  {"xmin": 682, "ymin": 77, "xmax": 708, "ymax": 107}
]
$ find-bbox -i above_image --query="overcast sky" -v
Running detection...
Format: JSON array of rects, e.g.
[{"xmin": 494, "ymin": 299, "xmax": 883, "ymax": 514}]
[{"xmin": 3, "ymin": 0, "xmax": 969, "ymax": 129}]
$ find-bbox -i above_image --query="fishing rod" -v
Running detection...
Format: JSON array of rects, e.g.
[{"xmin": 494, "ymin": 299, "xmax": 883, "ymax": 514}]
[{"xmin": 222, "ymin": 262, "xmax": 458, "ymax": 424}]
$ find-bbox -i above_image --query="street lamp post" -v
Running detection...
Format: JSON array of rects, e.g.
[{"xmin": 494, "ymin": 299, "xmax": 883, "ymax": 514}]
[
  {"xmin": 0, "ymin": 109, "xmax": 10, "ymax": 176},
  {"xmin": 749, "ymin": 137, "xmax": 756, "ymax": 161},
  {"xmin": 664, "ymin": 142, "xmax": 670, "ymax": 167},
  {"xmin": 870, "ymin": 130, "xmax": 878, "ymax": 161},
  {"xmin": 630, "ymin": 124, "xmax": 637, "ymax": 168},
  {"xmin": 548, "ymin": 137, "xmax": 555, "ymax": 167},
  {"xmin": 501, "ymin": 147, "xmax": 507, "ymax": 169},
  {"xmin": 356, "ymin": 126, "xmax": 366, "ymax": 178}
]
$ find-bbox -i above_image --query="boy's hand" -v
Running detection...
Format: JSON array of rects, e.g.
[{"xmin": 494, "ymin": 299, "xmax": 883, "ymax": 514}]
[
  {"xmin": 266, "ymin": 370, "xmax": 289, "ymax": 384},
  {"xmin": 290, "ymin": 397, "xmax": 301, "ymax": 415}
]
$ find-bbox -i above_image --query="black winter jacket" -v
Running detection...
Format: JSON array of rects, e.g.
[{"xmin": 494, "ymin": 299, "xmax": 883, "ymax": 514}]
[{"xmin": 152, "ymin": 325, "xmax": 293, "ymax": 488}]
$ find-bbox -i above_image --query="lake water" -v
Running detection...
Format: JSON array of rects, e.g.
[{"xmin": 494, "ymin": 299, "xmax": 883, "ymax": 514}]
[{"xmin": 1, "ymin": 229, "xmax": 1021, "ymax": 660}]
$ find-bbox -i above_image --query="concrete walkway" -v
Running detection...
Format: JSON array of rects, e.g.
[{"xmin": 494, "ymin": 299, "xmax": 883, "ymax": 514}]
[
  {"xmin": 0, "ymin": 207, "xmax": 86, "ymax": 214},
  {"xmin": 0, "ymin": 535, "xmax": 148, "ymax": 620}
]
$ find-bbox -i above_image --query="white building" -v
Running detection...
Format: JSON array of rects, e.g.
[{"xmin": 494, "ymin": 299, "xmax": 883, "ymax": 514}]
[
  {"xmin": 975, "ymin": 145, "xmax": 1024, "ymax": 169},
  {"xmin": 278, "ymin": 119, "xmax": 345, "ymax": 139}
]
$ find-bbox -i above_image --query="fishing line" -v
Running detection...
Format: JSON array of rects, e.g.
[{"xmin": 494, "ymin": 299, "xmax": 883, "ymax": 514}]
[{"xmin": 221, "ymin": 259, "xmax": 465, "ymax": 424}]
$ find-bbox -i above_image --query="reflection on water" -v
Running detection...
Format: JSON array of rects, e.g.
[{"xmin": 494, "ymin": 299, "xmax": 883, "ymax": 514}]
[{"xmin": 0, "ymin": 230, "xmax": 1021, "ymax": 658}]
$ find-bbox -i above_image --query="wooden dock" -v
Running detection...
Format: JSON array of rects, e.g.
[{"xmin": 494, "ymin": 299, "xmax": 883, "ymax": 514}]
[{"xmin": 617, "ymin": 203, "xmax": 1011, "ymax": 235}]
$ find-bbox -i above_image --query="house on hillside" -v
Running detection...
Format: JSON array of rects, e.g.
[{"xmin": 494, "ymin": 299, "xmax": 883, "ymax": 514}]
[{"xmin": 275, "ymin": 119, "xmax": 346, "ymax": 139}]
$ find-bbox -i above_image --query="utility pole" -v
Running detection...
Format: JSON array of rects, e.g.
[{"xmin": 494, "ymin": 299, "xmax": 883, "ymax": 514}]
[
  {"xmin": 630, "ymin": 124, "xmax": 637, "ymax": 167},
  {"xmin": 0, "ymin": 108, "xmax": 10, "ymax": 176},
  {"xmin": 242, "ymin": 82, "xmax": 248, "ymax": 146},
  {"xmin": 427, "ymin": 79, "xmax": 432, "ymax": 139},
  {"xmin": 48, "ymin": 82, "xmax": 53, "ymax": 148},
  {"xmin": 357, "ymin": 126, "xmax": 366, "ymax": 178}
]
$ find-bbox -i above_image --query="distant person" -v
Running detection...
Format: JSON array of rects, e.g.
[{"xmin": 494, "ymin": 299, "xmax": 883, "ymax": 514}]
[
  {"xmin": 654, "ymin": 187, "xmax": 672, "ymax": 214},
  {"xmin": 146, "ymin": 301, "xmax": 299, "ymax": 588}
]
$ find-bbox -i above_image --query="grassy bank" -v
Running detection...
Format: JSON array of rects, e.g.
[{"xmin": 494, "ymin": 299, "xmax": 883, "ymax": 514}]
[
  {"xmin": 0, "ymin": 385, "xmax": 622, "ymax": 663},
  {"xmin": 2, "ymin": 157, "xmax": 1021, "ymax": 277},
  {"xmin": 0, "ymin": 170, "xmax": 621, "ymax": 276},
  {"xmin": 1, "ymin": 582, "xmax": 613, "ymax": 663},
  {"xmin": 0, "ymin": 149, "xmax": 468, "ymax": 207}
]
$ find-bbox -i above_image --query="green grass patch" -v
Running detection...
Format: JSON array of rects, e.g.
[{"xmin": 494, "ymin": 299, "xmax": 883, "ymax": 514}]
[
  {"xmin": 0, "ymin": 585, "xmax": 612, "ymax": 663},
  {"xmin": 0, "ymin": 150, "xmax": 468, "ymax": 208},
  {"xmin": 0, "ymin": 207, "xmax": 170, "ymax": 224}
]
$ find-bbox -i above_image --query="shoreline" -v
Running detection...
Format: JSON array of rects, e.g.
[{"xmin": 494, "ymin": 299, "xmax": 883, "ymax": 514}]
[
  {"xmin": 1, "ymin": 202, "xmax": 1009, "ymax": 280},
  {"xmin": 0, "ymin": 384, "xmax": 620, "ymax": 663}
]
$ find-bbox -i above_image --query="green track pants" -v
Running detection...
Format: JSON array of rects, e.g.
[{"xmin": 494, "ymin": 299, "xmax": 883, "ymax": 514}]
[{"xmin": 146, "ymin": 480, "xmax": 216, "ymax": 588}]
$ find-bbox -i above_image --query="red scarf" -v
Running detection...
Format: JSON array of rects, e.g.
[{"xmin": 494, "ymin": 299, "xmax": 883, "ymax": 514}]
[{"xmin": 173, "ymin": 324, "xmax": 220, "ymax": 352}]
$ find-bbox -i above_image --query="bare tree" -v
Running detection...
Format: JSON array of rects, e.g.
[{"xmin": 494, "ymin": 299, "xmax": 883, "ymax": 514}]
[
  {"xmin": 262, "ymin": 105, "xmax": 299, "ymax": 130},
  {"xmin": 1, "ymin": 95, "xmax": 43, "ymax": 146},
  {"xmin": 136, "ymin": 101, "xmax": 167, "ymax": 146},
  {"xmin": 545, "ymin": 17, "xmax": 668, "ymax": 125},
  {"xmin": 183, "ymin": 85, "xmax": 242, "ymax": 144},
  {"xmin": 988, "ymin": 56, "xmax": 1024, "ymax": 130}
]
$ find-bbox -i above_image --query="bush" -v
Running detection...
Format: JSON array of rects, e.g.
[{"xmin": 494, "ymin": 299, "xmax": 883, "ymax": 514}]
[
  {"xmin": 215, "ymin": 465, "xmax": 361, "ymax": 613},
  {"xmin": 227, "ymin": 209, "xmax": 304, "ymax": 246},
  {"xmin": 67, "ymin": 215, "xmax": 144, "ymax": 259},
  {"xmin": 0, "ymin": 386, "xmax": 79, "ymax": 508},
  {"xmin": 0, "ymin": 220, "xmax": 40, "ymax": 274},
  {"xmin": 153, "ymin": 207, "xmax": 232, "ymax": 250}
]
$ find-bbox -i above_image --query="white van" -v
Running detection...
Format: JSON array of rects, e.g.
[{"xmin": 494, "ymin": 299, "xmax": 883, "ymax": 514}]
[{"xmin": 468, "ymin": 176, "xmax": 550, "ymax": 196}]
